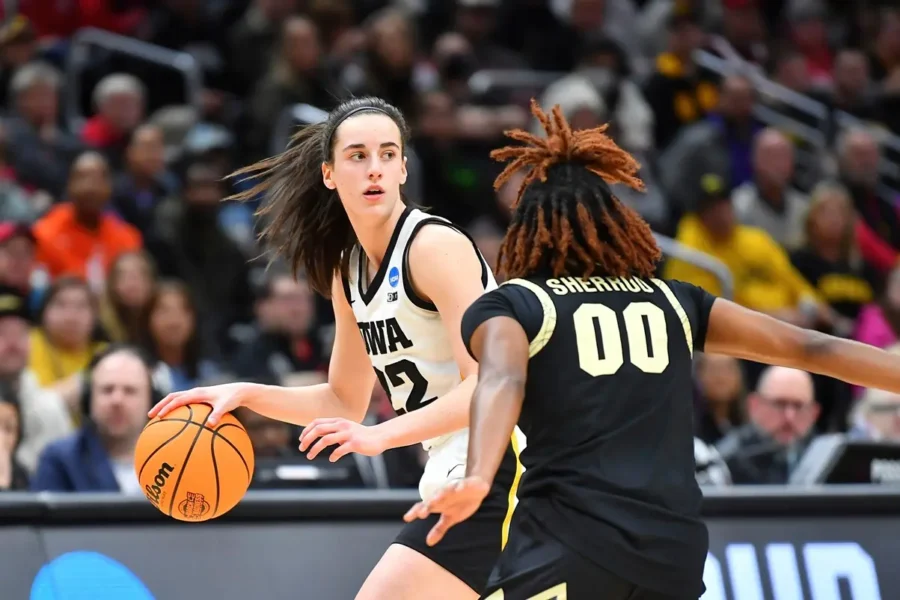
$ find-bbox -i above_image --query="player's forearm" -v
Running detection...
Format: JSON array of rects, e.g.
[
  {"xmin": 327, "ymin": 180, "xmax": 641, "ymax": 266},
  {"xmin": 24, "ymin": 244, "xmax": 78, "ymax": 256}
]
[
  {"xmin": 794, "ymin": 332, "xmax": 900, "ymax": 393},
  {"xmin": 465, "ymin": 374, "xmax": 525, "ymax": 484},
  {"xmin": 372, "ymin": 376, "xmax": 476, "ymax": 449},
  {"xmin": 243, "ymin": 383, "xmax": 365, "ymax": 426}
]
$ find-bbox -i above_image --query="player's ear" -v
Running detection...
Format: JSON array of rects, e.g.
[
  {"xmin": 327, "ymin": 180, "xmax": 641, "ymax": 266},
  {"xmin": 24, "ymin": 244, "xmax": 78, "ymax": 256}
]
[
  {"xmin": 400, "ymin": 155, "xmax": 408, "ymax": 186},
  {"xmin": 322, "ymin": 161, "xmax": 336, "ymax": 190}
]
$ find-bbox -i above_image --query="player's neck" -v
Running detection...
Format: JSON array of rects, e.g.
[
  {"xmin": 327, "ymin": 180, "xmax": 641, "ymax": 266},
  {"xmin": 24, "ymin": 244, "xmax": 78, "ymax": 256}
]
[{"xmin": 353, "ymin": 203, "xmax": 406, "ymax": 272}]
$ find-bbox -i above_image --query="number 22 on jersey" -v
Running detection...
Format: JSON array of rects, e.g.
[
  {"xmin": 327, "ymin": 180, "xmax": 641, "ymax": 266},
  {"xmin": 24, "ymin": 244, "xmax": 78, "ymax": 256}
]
[
  {"xmin": 374, "ymin": 360, "xmax": 437, "ymax": 415},
  {"xmin": 574, "ymin": 302, "xmax": 669, "ymax": 376}
]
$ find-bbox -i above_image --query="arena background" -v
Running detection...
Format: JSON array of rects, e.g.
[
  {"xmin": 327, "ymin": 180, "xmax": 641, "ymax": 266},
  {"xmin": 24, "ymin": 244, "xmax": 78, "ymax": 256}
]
[{"xmin": 2, "ymin": 0, "xmax": 900, "ymax": 598}]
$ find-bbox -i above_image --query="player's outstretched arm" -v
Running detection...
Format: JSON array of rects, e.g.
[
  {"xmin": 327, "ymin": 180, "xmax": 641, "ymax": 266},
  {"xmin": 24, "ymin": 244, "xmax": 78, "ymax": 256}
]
[
  {"xmin": 149, "ymin": 275, "xmax": 374, "ymax": 427},
  {"xmin": 706, "ymin": 298, "xmax": 900, "ymax": 393}
]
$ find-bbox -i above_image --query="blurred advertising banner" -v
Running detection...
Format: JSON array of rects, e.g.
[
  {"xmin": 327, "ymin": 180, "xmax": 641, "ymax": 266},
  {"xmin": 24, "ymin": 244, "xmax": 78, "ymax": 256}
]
[{"xmin": 0, "ymin": 490, "xmax": 896, "ymax": 599}]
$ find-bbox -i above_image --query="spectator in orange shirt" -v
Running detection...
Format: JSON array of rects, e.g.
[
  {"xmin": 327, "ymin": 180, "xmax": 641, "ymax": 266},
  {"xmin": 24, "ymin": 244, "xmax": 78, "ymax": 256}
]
[{"xmin": 33, "ymin": 152, "xmax": 142, "ymax": 289}]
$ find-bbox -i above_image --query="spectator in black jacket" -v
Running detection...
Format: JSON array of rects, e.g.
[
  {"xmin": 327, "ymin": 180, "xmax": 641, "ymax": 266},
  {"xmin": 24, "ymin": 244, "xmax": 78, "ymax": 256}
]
[{"xmin": 231, "ymin": 272, "xmax": 325, "ymax": 383}]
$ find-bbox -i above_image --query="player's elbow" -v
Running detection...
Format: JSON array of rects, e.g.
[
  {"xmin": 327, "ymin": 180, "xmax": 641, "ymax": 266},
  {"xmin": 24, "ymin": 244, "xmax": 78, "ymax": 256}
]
[
  {"xmin": 478, "ymin": 370, "xmax": 527, "ymax": 399},
  {"xmin": 327, "ymin": 384, "xmax": 371, "ymax": 423}
]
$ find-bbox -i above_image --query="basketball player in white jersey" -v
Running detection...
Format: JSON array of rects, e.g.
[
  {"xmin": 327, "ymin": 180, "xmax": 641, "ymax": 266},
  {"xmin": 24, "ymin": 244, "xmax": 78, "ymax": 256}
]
[{"xmin": 150, "ymin": 97, "xmax": 522, "ymax": 600}]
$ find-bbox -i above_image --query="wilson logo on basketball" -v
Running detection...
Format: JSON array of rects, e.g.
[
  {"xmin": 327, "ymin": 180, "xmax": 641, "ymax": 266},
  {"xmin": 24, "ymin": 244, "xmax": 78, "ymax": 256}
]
[
  {"xmin": 178, "ymin": 491, "xmax": 211, "ymax": 520},
  {"xmin": 145, "ymin": 462, "xmax": 175, "ymax": 506}
]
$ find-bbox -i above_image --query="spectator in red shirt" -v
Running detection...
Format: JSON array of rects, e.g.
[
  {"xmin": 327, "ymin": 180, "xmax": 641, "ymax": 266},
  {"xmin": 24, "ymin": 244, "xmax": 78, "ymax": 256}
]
[{"xmin": 81, "ymin": 74, "xmax": 146, "ymax": 160}]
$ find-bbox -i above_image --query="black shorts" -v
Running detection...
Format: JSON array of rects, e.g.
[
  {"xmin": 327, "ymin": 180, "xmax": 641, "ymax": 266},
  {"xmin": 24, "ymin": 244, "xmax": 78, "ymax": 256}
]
[
  {"xmin": 481, "ymin": 513, "xmax": 698, "ymax": 600},
  {"xmin": 393, "ymin": 445, "xmax": 521, "ymax": 594}
]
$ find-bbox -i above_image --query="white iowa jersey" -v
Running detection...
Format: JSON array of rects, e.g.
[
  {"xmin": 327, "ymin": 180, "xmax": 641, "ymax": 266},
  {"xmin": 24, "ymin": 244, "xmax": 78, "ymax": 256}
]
[{"xmin": 344, "ymin": 208, "xmax": 497, "ymax": 452}]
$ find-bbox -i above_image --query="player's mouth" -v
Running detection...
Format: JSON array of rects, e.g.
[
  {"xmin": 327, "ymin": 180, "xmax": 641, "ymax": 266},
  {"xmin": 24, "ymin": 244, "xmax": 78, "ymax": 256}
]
[{"xmin": 363, "ymin": 185, "xmax": 385, "ymax": 201}]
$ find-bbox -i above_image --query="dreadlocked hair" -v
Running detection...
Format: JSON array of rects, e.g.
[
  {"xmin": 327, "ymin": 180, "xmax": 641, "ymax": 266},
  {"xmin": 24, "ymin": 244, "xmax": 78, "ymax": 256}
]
[
  {"xmin": 226, "ymin": 97, "xmax": 410, "ymax": 297},
  {"xmin": 491, "ymin": 99, "xmax": 661, "ymax": 281}
]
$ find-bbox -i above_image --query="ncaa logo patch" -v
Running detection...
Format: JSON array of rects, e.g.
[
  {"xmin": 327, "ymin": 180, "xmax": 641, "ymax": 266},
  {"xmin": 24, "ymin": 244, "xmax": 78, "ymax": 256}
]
[{"xmin": 388, "ymin": 266, "xmax": 400, "ymax": 288}]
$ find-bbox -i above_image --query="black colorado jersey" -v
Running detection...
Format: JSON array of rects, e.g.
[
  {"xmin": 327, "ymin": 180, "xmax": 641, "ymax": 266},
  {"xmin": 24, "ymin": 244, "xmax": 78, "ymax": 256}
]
[{"xmin": 461, "ymin": 275, "xmax": 717, "ymax": 597}]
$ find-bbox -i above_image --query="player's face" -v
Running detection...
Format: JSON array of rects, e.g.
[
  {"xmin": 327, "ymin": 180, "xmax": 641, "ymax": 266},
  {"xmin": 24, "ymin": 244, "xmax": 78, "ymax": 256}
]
[
  {"xmin": 322, "ymin": 114, "xmax": 408, "ymax": 223},
  {"xmin": 90, "ymin": 352, "xmax": 150, "ymax": 440}
]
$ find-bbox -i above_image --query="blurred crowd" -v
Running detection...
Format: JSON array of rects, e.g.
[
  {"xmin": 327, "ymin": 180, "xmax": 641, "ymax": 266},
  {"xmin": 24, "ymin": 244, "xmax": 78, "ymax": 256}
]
[{"xmin": 1, "ymin": 0, "xmax": 900, "ymax": 494}]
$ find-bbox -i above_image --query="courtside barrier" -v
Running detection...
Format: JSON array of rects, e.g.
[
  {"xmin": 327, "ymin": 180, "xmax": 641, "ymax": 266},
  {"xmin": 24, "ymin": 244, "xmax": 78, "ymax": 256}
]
[{"xmin": 3, "ymin": 487, "xmax": 896, "ymax": 599}]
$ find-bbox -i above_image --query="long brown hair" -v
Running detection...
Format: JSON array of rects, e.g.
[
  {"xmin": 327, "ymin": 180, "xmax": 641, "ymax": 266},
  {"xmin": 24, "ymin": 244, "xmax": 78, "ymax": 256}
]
[
  {"xmin": 491, "ymin": 99, "xmax": 660, "ymax": 280},
  {"xmin": 227, "ymin": 97, "xmax": 411, "ymax": 296}
]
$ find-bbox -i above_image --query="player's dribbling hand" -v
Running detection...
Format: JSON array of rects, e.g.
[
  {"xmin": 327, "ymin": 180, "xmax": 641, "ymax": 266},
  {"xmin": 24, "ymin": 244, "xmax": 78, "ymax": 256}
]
[
  {"xmin": 402, "ymin": 476, "xmax": 491, "ymax": 547},
  {"xmin": 299, "ymin": 418, "xmax": 388, "ymax": 462},
  {"xmin": 149, "ymin": 382, "xmax": 257, "ymax": 427}
]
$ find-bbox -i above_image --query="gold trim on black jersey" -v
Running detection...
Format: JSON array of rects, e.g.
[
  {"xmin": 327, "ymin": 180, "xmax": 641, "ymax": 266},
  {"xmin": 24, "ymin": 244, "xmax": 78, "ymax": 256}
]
[
  {"xmin": 651, "ymin": 279, "xmax": 693, "ymax": 355},
  {"xmin": 502, "ymin": 279, "xmax": 558, "ymax": 358}
]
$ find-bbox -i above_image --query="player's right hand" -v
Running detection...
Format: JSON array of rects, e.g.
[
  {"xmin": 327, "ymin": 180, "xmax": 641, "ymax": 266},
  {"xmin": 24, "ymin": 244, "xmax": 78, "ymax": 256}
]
[
  {"xmin": 149, "ymin": 382, "xmax": 256, "ymax": 427},
  {"xmin": 403, "ymin": 476, "xmax": 491, "ymax": 546}
]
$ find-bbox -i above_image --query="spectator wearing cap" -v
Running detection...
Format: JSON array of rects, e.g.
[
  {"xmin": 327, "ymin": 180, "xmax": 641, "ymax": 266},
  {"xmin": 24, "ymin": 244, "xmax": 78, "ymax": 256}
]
[
  {"xmin": 663, "ymin": 173, "xmax": 824, "ymax": 327},
  {"xmin": 0, "ymin": 285, "xmax": 72, "ymax": 473},
  {"xmin": 643, "ymin": 6, "xmax": 718, "ymax": 150},
  {"xmin": 33, "ymin": 152, "xmax": 142, "ymax": 287}
]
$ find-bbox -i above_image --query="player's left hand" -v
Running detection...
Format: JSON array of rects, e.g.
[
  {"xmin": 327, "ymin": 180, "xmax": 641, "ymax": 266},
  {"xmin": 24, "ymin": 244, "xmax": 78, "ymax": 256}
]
[
  {"xmin": 402, "ymin": 476, "xmax": 491, "ymax": 546},
  {"xmin": 299, "ymin": 418, "xmax": 388, "ymax": 462}
]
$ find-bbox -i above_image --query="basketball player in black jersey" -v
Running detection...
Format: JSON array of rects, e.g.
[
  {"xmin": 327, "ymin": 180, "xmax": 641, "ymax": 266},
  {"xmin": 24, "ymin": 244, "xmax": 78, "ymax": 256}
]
[{"xmin": 405, "ymin": 100, "xmax": 900, "ymax": 600}]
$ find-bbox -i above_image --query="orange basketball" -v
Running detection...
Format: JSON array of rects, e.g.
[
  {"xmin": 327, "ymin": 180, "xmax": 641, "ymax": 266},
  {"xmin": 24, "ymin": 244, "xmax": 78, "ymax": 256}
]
[{"xmin": 134, "ymin": 403, "xmax": 255, "ymax": 522}]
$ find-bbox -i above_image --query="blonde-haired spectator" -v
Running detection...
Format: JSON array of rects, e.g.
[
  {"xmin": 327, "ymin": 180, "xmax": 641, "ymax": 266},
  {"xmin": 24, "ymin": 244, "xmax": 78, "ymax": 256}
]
[{"xmin": 790, "ymin": 181, "xmax": 878, "ymax": 330}]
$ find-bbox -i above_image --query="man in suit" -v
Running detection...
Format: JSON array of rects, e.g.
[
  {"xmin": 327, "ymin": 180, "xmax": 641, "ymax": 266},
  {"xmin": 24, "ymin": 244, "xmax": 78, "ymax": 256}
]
[{"xmin": 30, "ymin": 345, "xmax": 156, "ymax": 493}]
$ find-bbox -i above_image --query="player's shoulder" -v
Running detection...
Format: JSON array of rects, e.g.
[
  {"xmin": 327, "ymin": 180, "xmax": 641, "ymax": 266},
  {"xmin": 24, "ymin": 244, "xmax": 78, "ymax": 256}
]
[{"xmin": 405, "ymin": 213, "xmax": 473, "ymax": 265}]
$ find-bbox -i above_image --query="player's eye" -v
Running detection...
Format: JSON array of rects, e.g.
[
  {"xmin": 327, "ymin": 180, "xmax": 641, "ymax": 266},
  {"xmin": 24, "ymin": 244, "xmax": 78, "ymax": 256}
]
[
  {"xmin": 350, "ymin": 152, "xmax": 365, "ymax": 161},
  {"xmin": 382, "ymin": 150, "xmax": 395, "ymax": 160}
]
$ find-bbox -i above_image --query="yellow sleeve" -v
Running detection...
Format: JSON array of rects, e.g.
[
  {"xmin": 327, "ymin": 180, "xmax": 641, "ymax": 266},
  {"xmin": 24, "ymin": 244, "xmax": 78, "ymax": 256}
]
[
  {"xmin": 756, "ymin": 233, "xmax": 821, "ymax": 304},
  {"xmin": 662, "ymin": 257, "xmax": 724, "ymax": 297}
]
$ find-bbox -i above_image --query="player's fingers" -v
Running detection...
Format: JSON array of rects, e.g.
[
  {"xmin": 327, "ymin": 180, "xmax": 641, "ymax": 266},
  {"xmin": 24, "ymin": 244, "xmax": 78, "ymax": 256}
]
[
  {"xmin": 426, "ymin": 514, "xmax": 457, "ymax": 547},
  {"xmin": 299, "ymin": 418, "xmax": 342, "ymax": 444},
  {"xmin": 299, "ymin": 422, "xmax": 340, "ymax": 451},
  {"xmin": 328, "ymin": 440, "xmax": 356, "ymax": 462},
  {"xmin": 152, "ymin": 390, "xmax": 211, "ymax": 418},
  {"xmin": 425, "ymin": 488, "xmax": 462, "ymax": 513},
  {"xmin": 403, "ymin": 502, "xmax": 428, "ymax": 522},
  {"xmin": 206, "ymin": 399, "xmax": 231, "ymax": 427},
  {"xmin": 306, "ymin": 432, "xmax": 348, "ymax": 460}
]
